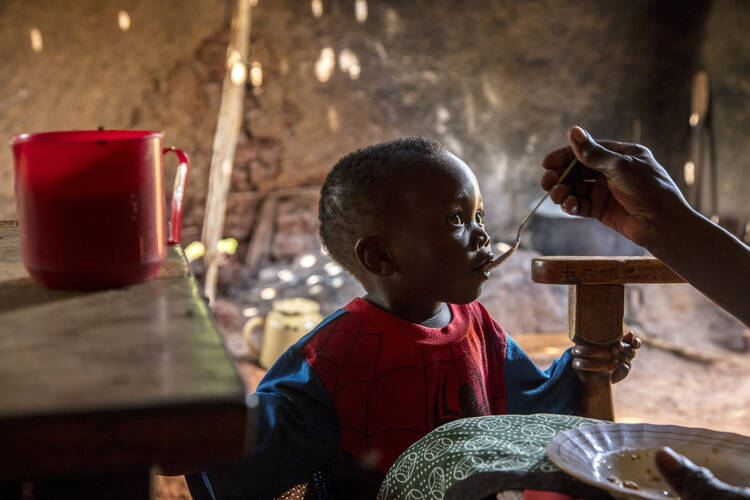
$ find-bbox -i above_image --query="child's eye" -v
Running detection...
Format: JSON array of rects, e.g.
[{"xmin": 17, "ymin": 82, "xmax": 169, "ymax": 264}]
[
  {"xmin": 449, "ymin": 213, "xmax": 464, "ymax": 226},
  {"xmin": 475, "ymin": 211, "xmax": 484, "ymax": 225}
]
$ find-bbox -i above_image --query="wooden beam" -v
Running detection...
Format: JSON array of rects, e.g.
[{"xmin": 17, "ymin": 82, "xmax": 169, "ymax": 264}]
[
  {"xmin": 201, "ymin": 0, "xmax": 252, "ymax": 303},
  {"xmin": 531, "ymin": 256, "xmax": 685, "ymax": 285}
]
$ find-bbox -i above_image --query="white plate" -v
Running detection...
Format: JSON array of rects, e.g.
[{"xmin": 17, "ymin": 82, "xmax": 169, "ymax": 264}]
[{"xmin": 546, "ymin": 422, "xmax": 750, "ymax": 499}]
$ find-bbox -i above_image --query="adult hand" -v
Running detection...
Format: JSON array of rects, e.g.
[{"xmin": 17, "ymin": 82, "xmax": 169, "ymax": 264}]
[
  {"xmin": 655, "ymin": 447, "xmax": 750, "ymax": 500},
  {"xmin": 541, "ymin": 126, "xmax": 690, "ymax": 248}
]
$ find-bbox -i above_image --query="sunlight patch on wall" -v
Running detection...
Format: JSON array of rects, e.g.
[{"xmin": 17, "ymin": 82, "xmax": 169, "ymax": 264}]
[
  {"xmin": 118, "ymin": 10, "xmax": 131, "ymax": 31},
  {"xmin": 338, "ymin": 48, "xmax": 360, "ymax": 80},
  {"xmin": 250, "ymin": 61, "xmax": 263, "ymax": 88},
  {"xmin": 315, "ymin": 47, "xmax": 335, "ymax": 83},
  {"xmin": 354, "ymin": 0, "xmax": 368, "ymax": 23},
  {"xmin": 30, "ymin": 28, "xmax": 43, "ymax": 53},
  {"xmin": 311, "ymin": 0, "xmax": 323, "ymax": 18}
]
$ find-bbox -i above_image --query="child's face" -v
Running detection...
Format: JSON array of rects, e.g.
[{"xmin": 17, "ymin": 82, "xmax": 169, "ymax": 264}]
[{"xmin": 384, "ymin": 151, "xmax": 493, "ymax": 305}]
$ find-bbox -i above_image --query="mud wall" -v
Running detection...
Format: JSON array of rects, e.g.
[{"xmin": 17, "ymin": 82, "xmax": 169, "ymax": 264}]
[{"xmin": 1, "ymin": 0, "xmax": 747, "ymax": 251}]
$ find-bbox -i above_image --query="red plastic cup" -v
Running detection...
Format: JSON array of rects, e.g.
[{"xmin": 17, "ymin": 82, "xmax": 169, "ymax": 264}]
[{"xmin": 11, "ymin": 130, "xmax": 190, "ymax": 289}]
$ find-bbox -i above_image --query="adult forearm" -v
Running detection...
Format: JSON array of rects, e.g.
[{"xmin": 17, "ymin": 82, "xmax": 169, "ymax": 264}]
[{"xmin": 648, "ymin": 206, "xmax": 750, "ymax": 327}]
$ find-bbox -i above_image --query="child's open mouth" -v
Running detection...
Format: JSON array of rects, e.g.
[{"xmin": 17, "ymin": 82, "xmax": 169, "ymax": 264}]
[{"xmin": 473, "ymin": 255, "xmax": 495, "ymax": 279}]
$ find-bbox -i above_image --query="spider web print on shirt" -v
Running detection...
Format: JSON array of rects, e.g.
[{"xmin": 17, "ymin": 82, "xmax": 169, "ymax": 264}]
[{"xmin": 302, "ymin": 298, "xmax": 509, "ymax": 475}]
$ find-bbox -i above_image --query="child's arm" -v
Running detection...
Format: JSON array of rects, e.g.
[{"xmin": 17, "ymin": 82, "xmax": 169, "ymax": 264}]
[
  {"xmin": 503, "ymin": 336, "xmax": 580, "ymax": 415},
  {"xmin": 199, "ymin": 348, "xmax": 340, "ymax": 499}
]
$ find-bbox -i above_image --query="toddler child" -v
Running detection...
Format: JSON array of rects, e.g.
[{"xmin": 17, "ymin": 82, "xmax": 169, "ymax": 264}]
[{"xmin": 187, "ymin": 137, "xmax": 639, "ymax": 500}]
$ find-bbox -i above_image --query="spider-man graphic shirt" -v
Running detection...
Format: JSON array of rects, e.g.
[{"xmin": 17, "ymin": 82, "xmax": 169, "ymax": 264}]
[{"xmin": 199, "ymin": 298, "xmax": 579, "ymax": 500}]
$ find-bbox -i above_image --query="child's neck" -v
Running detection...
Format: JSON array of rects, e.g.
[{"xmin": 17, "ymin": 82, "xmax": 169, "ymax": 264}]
[{"xmin": 362, "ymin": 293, "xmax": 452, "ymax": 328}]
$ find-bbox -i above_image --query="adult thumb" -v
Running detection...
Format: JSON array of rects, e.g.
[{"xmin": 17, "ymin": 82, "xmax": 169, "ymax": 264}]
[
  {"xmin": 655, "ymin": 447, "xmax": 727, "ymax": 500},
  {"xmin": 568, "ymin": 126, "xmax": 622, "ymax": 175}
]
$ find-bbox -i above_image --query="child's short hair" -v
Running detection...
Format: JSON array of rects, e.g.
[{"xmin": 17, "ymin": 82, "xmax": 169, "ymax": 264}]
[{"xmin": 319, "ymin": 136, "xmax": 445, "ymax": 271}]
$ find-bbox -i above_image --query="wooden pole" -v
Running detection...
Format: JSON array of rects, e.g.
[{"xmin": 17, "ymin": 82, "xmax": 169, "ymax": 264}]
[{"xmin": 201, "ymin": 0, "xmax": 252, "ymax": 303}]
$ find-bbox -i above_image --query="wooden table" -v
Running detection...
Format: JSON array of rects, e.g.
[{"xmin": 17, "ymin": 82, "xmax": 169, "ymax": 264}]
[{"xmin": 0, "ymin": 222, "xmax": 249, "ymax": 499}]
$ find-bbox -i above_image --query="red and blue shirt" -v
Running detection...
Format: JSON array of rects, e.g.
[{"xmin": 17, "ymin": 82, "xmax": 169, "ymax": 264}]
[{"xmin": 198, "ymin": 298, "xmax": 578, "ymax": 499}]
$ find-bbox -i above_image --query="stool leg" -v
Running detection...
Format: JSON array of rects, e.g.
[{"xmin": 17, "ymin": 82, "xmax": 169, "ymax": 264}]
[{"xmin": 568, "ymin": 284, "xmax": 624, "ymax": 421}]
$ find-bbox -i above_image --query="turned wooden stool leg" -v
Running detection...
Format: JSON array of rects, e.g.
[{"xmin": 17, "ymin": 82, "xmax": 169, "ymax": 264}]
[
  {"xmin": 568, "ymin": 284, "xmax": 624, "ymax": 421},
  {"xmin": 532, "ymin": 256, "xmax": 684, "ymax": 422}
]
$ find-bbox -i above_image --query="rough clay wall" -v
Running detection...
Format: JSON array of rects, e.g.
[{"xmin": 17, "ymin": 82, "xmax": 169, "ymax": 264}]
[
  {"xmin": 239, "ymin": 0, "xmax": 711, "ymax": 243},
  {"xmin": 0, "ymin": 0, "xmax": 228, "ymax": 246},
  {"xmin": 1, "ymin": 0, "xmax": 746, "ymax": 248}
]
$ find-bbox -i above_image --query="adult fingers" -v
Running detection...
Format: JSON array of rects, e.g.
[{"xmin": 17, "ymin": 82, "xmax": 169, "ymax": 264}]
[
  {"xmin": 542, "ymin": 146, "xmax": 575, "ymax": 172},
  {"xmin": 655, "ymin": 447, "xmax": 733, "ymax": 500},
  {"xmin": 548, "ymin": 184, "xmax": 571, "ymax": 204},
  {"xmin": 544, "ymin": 130, "xmax": 648, "ymax": 171},
  {"xmin": 562, "ymin": 195, "xmax": 580, "ymax": 216},
  {"xmin": 541, "ymin": 169, "xmax": 561, "ymax": 191},
  {"xmin": 568, "ymin": 126, "xmax": 629, "ymax": 175},
  {"xmin": 557, "ymin": 190, "xmax": 595, "ymax": 218}
]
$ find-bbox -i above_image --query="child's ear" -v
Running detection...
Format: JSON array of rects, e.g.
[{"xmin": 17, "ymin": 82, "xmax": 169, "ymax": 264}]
[{"xmin": 355, "ymin": 236, "xmax": 396, "ymax": 276}]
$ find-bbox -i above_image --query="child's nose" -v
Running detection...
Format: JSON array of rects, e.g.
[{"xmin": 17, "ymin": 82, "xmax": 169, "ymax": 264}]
[{"xmin": 471, "ymin": 226, "xmax": 491, "ymax": 250}]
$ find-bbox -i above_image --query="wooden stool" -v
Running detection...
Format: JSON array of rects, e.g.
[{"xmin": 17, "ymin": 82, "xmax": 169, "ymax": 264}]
[{"xmin": 531, "ymin": 256, "xmax": 685, "ymax": 421}]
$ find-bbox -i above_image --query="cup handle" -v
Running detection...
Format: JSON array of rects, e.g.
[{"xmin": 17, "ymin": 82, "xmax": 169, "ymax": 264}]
[
  {"xmin": 162, "ymin": 147, "xmax": 190, "ymax": 245},
  {"xmin": 243, "ymin": 316, "xmax": 265, "ymax": 357}
]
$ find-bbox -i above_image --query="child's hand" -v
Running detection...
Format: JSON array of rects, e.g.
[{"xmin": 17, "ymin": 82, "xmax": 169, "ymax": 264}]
[{"xmin": 611, "ymin": 331, "xmax": 641, "ymax": 384}]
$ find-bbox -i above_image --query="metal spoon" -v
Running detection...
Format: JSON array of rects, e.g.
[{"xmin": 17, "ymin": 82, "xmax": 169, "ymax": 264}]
[{"xmin": 485, "ymin": 158, "xmax": 580, "ymax": 271}]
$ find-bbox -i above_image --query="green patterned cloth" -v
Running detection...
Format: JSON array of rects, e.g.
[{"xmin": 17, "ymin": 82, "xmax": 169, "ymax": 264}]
[{"xmin": 377, "ymin": 414, "xmax": 611, "ymax": 500}]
